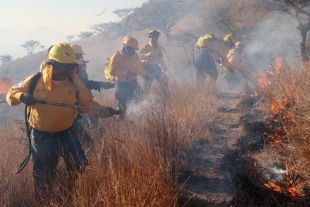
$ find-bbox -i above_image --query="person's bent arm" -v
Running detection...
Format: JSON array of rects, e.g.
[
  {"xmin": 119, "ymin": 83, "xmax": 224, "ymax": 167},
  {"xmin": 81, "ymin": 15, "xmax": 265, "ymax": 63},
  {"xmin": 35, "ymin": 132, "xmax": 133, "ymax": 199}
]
[{"xmin": 6, "ymin": 75, "xmax": 35, "ymax": 106}]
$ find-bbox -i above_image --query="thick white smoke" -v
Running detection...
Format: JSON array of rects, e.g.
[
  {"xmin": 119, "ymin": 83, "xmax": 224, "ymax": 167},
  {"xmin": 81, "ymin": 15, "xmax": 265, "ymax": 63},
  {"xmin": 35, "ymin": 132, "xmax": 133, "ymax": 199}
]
[{"xmin": 245, "ymin": 13, "xmax": 300, "ymax": 69}]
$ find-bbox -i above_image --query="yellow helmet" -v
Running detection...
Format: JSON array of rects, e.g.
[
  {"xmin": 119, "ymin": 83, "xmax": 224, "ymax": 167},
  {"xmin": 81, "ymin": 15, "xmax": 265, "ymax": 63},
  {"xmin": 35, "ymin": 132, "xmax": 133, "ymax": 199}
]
[
  {"xmin": 70, "ymin": 44, "xmax": 84, "ymax": 54},
  {"xmin": 235, "ymin": 41, "xmax": 243, "ymax": 48},
  {"xmin": 123, "ymin": 36, "xmax": 138, "ymax": 50},
  {"xmin": 48, "ymin": 42, "xmax": 76, "ymax": 64},
  {"xmin": 122, "ymin": 35, "xmax": 132, "ymax": 44},
  {"xmin": 223, "ymin": 34, "xmax": 238, "ymax": 48}
]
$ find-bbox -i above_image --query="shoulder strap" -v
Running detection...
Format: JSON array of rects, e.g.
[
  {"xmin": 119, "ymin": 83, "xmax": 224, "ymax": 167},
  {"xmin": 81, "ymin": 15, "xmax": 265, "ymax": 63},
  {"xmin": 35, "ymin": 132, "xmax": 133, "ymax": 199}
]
[
  {"xmin": 68, "ymin": 75, "xmax": 79, "ymax": 99},
  {"xmin": 26, "ymin": 72, "xmax": 42, "ymax": 133},
  {"xmin": 29, "ymin": 72, "xmax": 42, "ymax": 95}
]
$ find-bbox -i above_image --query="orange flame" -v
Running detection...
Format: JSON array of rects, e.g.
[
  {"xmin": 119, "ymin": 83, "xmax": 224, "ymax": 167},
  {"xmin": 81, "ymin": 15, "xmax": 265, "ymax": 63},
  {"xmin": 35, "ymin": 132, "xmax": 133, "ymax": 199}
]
[
  {"xmin": 263, "ymin": 181, "xmax": 305, "ymax": 197},
  {"xmin": 0, "ymin": 77, "xmax": 12, "ymax": 94},
  {"xmin": 264, "ymin": 95, "xmax": 296, "ymax": 145}
]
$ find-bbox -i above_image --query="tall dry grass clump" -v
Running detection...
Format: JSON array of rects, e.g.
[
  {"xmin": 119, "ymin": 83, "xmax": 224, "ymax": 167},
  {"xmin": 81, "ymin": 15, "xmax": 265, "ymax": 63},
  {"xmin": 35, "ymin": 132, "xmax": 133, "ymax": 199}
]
[{"xmin": 0, "ymin": 80, "xmax": 217, "ymax": 207}]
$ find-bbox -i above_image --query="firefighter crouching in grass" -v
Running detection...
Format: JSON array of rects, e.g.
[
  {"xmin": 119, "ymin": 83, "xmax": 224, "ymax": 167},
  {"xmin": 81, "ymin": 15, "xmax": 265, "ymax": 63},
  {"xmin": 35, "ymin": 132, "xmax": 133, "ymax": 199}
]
[
  {"xmin": 109, "ymin": 36, "xmax": 146, "ymax": 120},
  {"xmin": 139, "ymin": 29, "xmax": 169, "ymax": 94},
  {"xmin": 6, "ymin": 42, "xmax": 115, "ymax": 204},
  {"xmin": 193, "ymin": 33, "xmax": 239, "ymax": 83}
]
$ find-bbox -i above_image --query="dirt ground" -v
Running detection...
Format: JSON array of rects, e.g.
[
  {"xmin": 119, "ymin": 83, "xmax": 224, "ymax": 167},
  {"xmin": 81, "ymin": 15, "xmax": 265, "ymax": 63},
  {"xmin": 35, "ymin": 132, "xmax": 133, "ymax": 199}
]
[{"xmin": 178, "ymin": 91, "xmax": 245, "ymax": 207}]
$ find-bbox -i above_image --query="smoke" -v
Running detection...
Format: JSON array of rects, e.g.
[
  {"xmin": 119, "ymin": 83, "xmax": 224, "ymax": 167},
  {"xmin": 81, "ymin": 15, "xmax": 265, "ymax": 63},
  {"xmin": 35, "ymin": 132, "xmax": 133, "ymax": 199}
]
[
  {"xmin": 245, "ymin": 13, "xmax": 300, "ymax": 69},
  {"xmin": 127, "ymin": 93, "xmax": 160, "ymax": 123}
]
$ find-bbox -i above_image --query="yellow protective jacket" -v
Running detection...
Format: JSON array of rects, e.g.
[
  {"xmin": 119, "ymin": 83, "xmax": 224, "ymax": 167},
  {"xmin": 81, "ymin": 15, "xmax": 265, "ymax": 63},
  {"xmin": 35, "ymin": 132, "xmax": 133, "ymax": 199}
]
[
  {"xmin": 227, "ymin": 48, "xmax": 243, "ymax": 72},
  {"xmin": 196, "ymin": 35, "xmax": 232, "ymax": 69},
  {"xmin": 139, "ymin": 42, "xmax": 167, "ymax": 70},
  {"xmin": 39, "ymin": 60, "xmax": 47, "ymax": 72},
  {"xmin": 6, "ymin": 66, "xmax": 101, "ymax": 132},
  {"xmin": 109, "ymin": 50, "xmax": 145, "ymax": 82}
]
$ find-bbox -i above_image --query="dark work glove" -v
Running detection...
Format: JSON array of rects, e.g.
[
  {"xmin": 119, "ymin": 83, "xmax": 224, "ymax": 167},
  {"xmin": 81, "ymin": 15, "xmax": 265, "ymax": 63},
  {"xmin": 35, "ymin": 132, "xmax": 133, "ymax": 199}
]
[
  {"xmin": 99, "ymin": 106, "xmax": 114, "ymax": 118},
  {"xmin": 100, "ymin": 82, "xmax": 115, "ymax": 90},
  {"xmin": 20, "ymin": 93, "xmax": 37, "ymax": 106}
]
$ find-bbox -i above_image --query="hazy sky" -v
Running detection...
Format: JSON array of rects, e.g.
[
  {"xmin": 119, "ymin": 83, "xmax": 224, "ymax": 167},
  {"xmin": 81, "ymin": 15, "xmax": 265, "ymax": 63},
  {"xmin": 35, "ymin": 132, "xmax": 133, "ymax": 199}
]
[{"xmin": 0, "ymin": 0, "xmax": 147, "ymax": 35}]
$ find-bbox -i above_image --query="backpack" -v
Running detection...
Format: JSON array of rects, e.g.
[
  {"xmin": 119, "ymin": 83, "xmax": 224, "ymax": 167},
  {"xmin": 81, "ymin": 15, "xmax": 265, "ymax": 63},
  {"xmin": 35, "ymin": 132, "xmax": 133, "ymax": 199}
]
[
  {"xmin": 196, "ymin": 34, "xmax": 220, "ymax": 49},
  {"xmin": 29, "ymin": 72, "xmax": 76, "ymax": 96}
]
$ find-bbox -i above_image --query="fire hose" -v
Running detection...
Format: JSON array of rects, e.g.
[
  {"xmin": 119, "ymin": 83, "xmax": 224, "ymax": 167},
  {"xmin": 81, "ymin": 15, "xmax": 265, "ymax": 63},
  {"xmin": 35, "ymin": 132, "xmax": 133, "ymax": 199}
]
[{"xmin": 15, "ymin": 100, "xmax": 122, "ymax": 174}]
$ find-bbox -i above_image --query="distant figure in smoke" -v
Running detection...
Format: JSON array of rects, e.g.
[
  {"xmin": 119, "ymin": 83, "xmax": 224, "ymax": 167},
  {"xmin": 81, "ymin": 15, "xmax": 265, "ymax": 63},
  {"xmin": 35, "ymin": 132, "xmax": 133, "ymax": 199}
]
[
  {"xmin": 70, "ymin": 44, "xmax": 115, "ymax": 95},
  {"xmin": 70, "ymin": 44, "xmax": 114, "ymax": 138},
  {"xmin": 225, "ymin": 41, "xmax": 244, "ymax": 89},
  {"xmin": 139, "ymin": 29, "xmax": 169, "ymax": 94},
  {"xmin": 108, "ymin": 36, "xmax": 146, "ymax": 120},
  {"xmin": 193, "ymin": 33, "xmax": 239, "ymax": 83}
]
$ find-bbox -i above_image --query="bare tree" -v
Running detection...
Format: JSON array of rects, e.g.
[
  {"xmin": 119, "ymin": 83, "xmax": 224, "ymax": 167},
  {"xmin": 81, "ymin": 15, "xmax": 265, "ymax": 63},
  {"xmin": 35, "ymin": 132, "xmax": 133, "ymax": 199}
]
[
  {"xmin": 262, "ymin": 0, "xmax": 310, "ymax": 61},
  {"xmin": 66, "ymin": 34, "xmax": 75, "ymax": 42},
  {"xmin": 112, "ymin": 8, "xmax": 134, "ymax": 34},
  {"xmin": 21, "ymin": 40, "xmax": 44, "ymax": 55},
  {"xmin": 130, "ymin": 0, "xmax": 190, "ymax": 38},
  {"xmin": 198, "ymin": 0, "xmax": 259, "ymax": 38},
  {"xmin": 0, "ymin": 55, "xmax": 12, "ymax": 64},
  {"xmin": 78, "ymin": 31, "xmax": 93, "ymax": 39},
  {"xmin": 90, "ymin": 22, "xmax": 118, "ymax": 39},
  {"xmin": 113, "ymin": 8, "xmax": 132, "ymax": 20}
]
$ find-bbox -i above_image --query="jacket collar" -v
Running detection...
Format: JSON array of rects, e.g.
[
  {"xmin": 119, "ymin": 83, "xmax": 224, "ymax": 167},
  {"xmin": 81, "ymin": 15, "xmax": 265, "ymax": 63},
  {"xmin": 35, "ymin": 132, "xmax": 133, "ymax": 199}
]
[{"xmin": 41, "ymin": 65, "xmax": 75, "ymax": 91}]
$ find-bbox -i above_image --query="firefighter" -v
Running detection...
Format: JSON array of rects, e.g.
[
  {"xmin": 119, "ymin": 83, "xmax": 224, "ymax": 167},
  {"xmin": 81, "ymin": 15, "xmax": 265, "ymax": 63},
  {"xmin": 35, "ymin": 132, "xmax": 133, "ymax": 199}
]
[
  {"xmin": 139, "ymin": 29, "xmax": 168, "ymax": 93},
  {"xmin": 6, "ymin": 42, "xmax": 114, "ymax": 204},
  {"xmin": 225, "ymin": 41, "xmax": 245, "ymax": 90},
  {"xmin": 193, "ymin": 33, "xmax": 239, "ymax": 82},
  {"xmin": 227, "ymin": 41, "xmax": 244, "ymax": 73},
  {"xmin": 71, "ymin": 44, "xmax": 115, "ymax": 139},
  {"xmin": 71, "ymin": 44, "xmax": 115, "ymax": 93},
  {"xmin": 109, "ymin": 36, "xmax": 146, "ymax": 120},
  {"xmin": 40, "ymin": 45, "xmax": 115, "ymax": 93}
]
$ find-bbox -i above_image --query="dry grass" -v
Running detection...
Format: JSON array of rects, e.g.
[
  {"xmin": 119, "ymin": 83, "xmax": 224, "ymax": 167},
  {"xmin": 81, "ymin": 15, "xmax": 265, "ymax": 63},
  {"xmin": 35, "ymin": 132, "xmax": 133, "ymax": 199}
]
[{"xmin": 0, "ymin": 79, "xmax": 217, "ymax": 207}]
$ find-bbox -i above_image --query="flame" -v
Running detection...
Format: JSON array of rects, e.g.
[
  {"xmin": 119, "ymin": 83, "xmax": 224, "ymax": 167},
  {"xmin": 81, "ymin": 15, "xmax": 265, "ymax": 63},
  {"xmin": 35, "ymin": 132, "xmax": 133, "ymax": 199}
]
[
  {"xmin": 264, "ymin": 182, "xmax": 282, "ymax": 193},
  {"xmin": 257, "ymin": 72, "xmax": 271, "ymax": 90},
  {"xmin": 258, "ymin": 58, "xmax": 305, "ymax": 198},
  {"xmin": 264, "ymin": 95, "xmax": 296, "ymax": 145},
  {"xmin": 0, "ymin": 77, "xmax": 12, "ymax": 94},
  {"xmin": 263, "ymin": 181, "xmax": 304, "ymax": 197},
  {"xmin": 273, "ymin": 57, "xmax": 288, "ymax": 74}
]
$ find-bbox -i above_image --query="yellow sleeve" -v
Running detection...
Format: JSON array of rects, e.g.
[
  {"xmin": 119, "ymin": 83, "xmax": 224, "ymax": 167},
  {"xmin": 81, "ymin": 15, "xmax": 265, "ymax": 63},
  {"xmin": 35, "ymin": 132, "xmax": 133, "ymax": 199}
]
[
  {"xmin": 6, "ymin": 74, "xmax": 35, "ymax": 106},
  {"xmin": 140, "ymin": 44, "xmax": 147, "ymax": 54},
  {"xmin": 109, "ymin": 53, "xmax": 127, "ymax": 79},
  {"xmin": 73, "ymin": 75, "xmax": 102, "ymax": 117},
  {"xmin": 139, "ymin": 44, "xmax": 148, "ymax": 61},
  {"xmin": 228, "ymin": 50, "xmax": 241, "ymax": 72}
]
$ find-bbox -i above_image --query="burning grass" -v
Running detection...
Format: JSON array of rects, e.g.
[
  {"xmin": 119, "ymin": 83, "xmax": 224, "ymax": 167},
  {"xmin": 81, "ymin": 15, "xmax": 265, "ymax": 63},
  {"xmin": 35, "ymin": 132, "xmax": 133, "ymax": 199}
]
[
  {"xmin": 248, "ymin": 57, "xmax": 310, "ymax": 201},
  {"xmin": 0, "ymin": 80, "xmax": 217, "ymax": 206}
]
